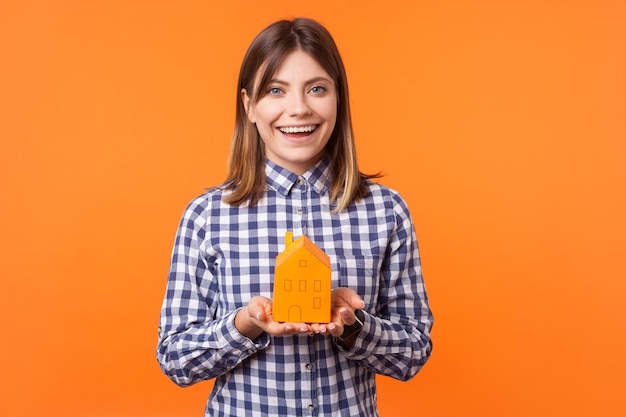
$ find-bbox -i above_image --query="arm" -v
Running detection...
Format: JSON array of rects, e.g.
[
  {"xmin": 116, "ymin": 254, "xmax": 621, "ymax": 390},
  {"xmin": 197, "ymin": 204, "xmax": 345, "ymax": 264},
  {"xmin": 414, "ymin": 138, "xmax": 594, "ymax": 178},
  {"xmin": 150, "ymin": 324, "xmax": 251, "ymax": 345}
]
[
  {"xmin": 156, "ymin": 197, "xmax": 312, "ymax": 386},
  {"xmin": 336, "ymin": 195, "xmax": 433, "ymax": 381},
  {"xmin": 155, "ymin": 198, "xmax": 270, "ymax": 386}
]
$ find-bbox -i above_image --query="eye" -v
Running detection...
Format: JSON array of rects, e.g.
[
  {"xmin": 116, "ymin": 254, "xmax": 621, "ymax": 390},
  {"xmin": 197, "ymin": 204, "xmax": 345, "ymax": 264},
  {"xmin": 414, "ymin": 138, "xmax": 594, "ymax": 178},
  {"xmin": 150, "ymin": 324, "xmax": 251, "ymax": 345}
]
[
  {"xmin": 267, "ymin": 87, "xmax": 283, "ymax": 95},
  {"xmin": 310, "ymin": 85, "xmax": 327, "ymax": 94}
]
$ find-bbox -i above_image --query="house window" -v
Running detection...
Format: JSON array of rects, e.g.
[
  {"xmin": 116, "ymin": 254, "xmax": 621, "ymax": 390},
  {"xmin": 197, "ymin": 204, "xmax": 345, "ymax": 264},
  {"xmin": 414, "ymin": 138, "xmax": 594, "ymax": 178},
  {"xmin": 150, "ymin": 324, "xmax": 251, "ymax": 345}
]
[
  {"xmin": 299, "ymin": 280, "xmax": 307, "ymax": 292},
  {"xmin": 284, "ymin": 280, "xmax": 292, "ymax": 292},
  {"xmin": 299, "ymin": 260, "xmax": 307, "ymax": 267},
  {"xmin": 313, "ymin": 297, "xmax": 321, "ymax": 309},
  {"xmin": 314, "ymin": 280, "xmax": 321, "ymax": 292}
]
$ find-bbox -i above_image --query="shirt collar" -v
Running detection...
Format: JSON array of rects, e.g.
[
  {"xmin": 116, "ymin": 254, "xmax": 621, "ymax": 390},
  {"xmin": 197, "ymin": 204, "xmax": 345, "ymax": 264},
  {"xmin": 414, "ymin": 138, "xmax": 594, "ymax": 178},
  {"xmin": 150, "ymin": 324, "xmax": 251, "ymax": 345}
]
[{"xmin": 265, "ymin": 157, "xmax": 331, "ymax": 197}]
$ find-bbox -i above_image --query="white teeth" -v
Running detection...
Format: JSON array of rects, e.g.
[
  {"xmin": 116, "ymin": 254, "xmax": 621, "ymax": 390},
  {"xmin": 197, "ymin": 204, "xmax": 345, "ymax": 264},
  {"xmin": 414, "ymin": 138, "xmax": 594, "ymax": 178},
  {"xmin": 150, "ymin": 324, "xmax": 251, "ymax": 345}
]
[{"xmin": 279, "ymin": 125, "xmax": 316, "ymax": 134}]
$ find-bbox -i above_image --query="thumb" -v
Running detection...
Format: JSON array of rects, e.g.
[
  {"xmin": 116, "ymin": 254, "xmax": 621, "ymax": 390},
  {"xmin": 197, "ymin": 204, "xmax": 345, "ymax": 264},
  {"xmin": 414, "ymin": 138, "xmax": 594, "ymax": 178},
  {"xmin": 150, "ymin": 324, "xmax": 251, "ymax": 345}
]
[
  {"xmin": 350, "ymin": 294, "xmax": 365, "ymax": 310},
  {"xmin": 254, "ymin": 308, "xmax": 265, "ymax": 321}
]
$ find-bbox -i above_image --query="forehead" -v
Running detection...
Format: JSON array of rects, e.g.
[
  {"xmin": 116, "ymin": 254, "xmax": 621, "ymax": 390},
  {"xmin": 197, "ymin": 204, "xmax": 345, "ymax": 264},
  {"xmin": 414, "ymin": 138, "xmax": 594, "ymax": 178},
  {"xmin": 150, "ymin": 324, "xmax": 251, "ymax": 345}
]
[
  {"xmin": 271, "ymin": 50, "xmax": 332, "ymax": 79},
  {"xmin": 253, "ymin": 50, "xmax": 334, "ymax": 93}
]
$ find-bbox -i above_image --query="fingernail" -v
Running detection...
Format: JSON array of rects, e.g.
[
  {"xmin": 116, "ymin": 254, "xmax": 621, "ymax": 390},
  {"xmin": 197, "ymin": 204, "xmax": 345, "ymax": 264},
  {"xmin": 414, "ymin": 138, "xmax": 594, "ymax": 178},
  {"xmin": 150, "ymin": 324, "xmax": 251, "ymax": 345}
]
[
  {"xmin": 255, "ymin": 312, "xmax": 261, "ymax": 320},
  {"xmin": 361, "ymin": 300, "xmax": 365, "ymax": 308},
  {"xmin": 285, "ymin": 325, "xmax": 293, "ymax": 331},
  {"xmin": 300, "ymin": 327, "xmax": 308, "ymax": 332},
  {"xmin": 328, "ymin": 323, "xmax": 336, "ymax": 330}
]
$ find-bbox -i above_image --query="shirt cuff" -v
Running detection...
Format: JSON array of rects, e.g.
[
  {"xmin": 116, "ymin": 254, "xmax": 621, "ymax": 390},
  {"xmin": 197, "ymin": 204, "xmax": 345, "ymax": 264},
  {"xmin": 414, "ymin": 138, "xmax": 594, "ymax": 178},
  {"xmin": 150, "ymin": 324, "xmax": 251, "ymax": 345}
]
[
  {"xmin": 335, "ymin": 310, "xmax": 375, "ymax": 357},
  {"xmin": 227, "ymin": 307, "xmax": 271, "ymax": 353}
]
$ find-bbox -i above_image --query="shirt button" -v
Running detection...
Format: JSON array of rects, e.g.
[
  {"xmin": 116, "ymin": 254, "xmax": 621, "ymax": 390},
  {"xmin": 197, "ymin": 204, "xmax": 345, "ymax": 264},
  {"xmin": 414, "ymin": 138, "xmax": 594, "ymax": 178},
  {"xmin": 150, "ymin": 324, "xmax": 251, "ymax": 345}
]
[
  {"xmin": 307, "ymin": 404, "xmax": 315, "ymax": 411},
  {"xmin": 296, "ymin": 209, "xmax": 304, "ymax": 215},
  {"xmin": 297, "ymin": 178, "xmax": 305, "ymax": 185},
  {"xmin": 305, "ymin": 363, "xmax": 312, "ymax": 370}
]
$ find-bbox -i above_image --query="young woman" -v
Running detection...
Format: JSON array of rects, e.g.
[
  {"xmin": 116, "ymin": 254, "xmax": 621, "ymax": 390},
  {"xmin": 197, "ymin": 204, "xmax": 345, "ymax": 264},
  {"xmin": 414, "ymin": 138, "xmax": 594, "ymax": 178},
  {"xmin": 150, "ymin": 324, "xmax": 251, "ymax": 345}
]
[{"xmin": 157, "ymin": 17, "xmax": 433, "ymax": 416}]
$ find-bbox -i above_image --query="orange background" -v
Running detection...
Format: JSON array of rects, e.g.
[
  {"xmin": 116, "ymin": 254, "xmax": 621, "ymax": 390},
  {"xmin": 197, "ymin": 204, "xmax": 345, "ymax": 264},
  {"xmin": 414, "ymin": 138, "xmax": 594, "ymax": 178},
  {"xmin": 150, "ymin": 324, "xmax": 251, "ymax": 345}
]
[{"xmin": 1, "ymin": 1, "xmax": 625, "ymax": 416}]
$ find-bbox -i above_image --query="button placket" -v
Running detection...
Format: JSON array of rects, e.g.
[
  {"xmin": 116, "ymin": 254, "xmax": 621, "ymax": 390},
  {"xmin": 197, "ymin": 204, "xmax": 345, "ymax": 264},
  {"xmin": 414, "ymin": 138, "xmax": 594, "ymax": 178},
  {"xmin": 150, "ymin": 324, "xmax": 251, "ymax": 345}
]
[{"xmin": 294, "ymin": 176, "xmax": 308, "ymax": 234}]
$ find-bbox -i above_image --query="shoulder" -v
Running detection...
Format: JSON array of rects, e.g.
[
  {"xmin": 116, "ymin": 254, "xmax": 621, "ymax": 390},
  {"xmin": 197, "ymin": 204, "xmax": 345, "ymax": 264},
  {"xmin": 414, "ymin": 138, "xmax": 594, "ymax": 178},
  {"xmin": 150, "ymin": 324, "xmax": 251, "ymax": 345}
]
[
  {"xmin": 363, "ymin": 179, "xmax": 409, "ymax": 208},
  {"xmin": 178, "ymin": 184, "xmax": 232, "ymax": 223},
  {"xmin": 359, "ymin": 179, "xmax": 415, "ymax": 227}
]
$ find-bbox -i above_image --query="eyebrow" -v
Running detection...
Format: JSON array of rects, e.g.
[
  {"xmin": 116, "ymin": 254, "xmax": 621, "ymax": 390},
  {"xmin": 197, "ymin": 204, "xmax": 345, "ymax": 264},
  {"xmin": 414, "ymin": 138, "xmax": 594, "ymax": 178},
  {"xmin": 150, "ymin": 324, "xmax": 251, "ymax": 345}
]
[{"xmin": 269, "ymin": 76, "xmax": 333, "ymax": 86}]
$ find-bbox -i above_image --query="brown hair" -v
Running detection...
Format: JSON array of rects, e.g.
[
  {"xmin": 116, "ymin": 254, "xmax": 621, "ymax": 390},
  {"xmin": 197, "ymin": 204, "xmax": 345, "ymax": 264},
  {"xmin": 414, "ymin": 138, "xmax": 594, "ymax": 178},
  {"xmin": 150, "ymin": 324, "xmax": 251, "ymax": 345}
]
[{"xmin": 223, "ymin": 17, "xmax": 379, "ymax": 212}]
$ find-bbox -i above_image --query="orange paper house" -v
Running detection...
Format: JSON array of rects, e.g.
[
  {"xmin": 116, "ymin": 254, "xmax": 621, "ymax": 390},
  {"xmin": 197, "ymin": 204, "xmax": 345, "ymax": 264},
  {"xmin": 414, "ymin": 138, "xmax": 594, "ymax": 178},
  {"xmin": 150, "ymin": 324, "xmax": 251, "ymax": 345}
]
[{"xmin": 273, "ymin": 232, "xmax": 332, "ymax": 323}]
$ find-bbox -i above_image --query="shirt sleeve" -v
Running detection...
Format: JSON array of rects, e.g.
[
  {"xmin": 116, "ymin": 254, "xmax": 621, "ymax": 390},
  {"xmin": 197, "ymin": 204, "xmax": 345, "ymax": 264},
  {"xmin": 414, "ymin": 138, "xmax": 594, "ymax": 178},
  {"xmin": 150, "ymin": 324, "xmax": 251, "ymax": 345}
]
[
  {"xmin": 338, "ymin": 192, "xmax": 433, "ymax": 381},
  {"xmin": 156, "ymin": 196, "xmax": 270, "ymax": 387}
]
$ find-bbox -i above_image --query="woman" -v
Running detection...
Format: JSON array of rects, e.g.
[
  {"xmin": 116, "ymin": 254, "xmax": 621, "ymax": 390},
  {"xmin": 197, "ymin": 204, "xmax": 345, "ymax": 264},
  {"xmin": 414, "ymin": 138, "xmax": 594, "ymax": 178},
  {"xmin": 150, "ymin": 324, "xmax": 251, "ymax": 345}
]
[{"xmin": 157, "ymin": 17, "xmax": 433, "ymax": 416}]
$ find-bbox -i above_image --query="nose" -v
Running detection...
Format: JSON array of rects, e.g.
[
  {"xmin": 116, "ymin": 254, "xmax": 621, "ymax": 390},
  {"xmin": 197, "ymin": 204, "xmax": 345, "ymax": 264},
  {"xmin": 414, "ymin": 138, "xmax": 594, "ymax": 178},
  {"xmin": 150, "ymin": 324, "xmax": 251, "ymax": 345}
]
[{"xmin": 286, "ymin": 91, "xmax": 312, "ymax": 117}]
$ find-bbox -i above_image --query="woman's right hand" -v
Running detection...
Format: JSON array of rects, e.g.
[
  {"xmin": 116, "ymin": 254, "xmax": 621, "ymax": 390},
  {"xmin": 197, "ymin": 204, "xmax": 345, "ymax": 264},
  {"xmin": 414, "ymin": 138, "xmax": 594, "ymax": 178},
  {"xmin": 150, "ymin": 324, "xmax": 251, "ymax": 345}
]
[{"xmin": 234, "ymin": 296, "xmax": 311, "ymax": 339}]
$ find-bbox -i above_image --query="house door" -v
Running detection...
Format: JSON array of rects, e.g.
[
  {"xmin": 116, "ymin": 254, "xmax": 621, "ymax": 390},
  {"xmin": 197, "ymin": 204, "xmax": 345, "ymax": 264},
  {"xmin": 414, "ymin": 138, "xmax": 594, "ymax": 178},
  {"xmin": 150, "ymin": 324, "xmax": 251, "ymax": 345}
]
[{"xmin": 288, "ymin": 305, "xmax": 302, "ymax": 322}]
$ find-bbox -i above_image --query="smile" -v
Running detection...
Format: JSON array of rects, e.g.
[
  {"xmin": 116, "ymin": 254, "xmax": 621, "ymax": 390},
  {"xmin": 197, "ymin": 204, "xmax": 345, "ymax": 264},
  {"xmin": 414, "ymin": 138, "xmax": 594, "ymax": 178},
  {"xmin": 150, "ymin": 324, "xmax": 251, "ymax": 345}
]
[{"xmin": 278, "ymin": 125, "xmax": 317, "ymax": 134}]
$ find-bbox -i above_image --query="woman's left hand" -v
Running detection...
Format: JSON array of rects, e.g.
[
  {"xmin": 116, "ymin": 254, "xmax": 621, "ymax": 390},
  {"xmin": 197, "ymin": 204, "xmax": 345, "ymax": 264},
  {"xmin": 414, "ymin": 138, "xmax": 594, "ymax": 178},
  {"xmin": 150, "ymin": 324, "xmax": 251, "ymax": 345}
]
[{"xmin": 309, "ymin": 287, "xmax": 365, "ymax": 337}]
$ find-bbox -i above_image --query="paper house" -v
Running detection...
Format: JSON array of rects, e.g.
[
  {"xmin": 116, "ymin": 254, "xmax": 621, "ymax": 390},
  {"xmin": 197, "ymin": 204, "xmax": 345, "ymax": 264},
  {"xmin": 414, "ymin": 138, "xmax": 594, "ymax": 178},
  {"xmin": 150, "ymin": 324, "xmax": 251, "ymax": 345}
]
[{"xmin": 272, "ymin": 232, "xmax": 331, "ymax": 323}]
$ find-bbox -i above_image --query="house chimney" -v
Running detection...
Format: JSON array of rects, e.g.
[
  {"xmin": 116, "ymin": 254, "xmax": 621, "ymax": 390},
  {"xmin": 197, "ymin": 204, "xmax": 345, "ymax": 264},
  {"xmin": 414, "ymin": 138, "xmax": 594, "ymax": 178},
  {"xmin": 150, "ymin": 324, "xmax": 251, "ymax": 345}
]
[{"xmin": 285, "ymin": 231, "xmax": 294, "ymax": 248}]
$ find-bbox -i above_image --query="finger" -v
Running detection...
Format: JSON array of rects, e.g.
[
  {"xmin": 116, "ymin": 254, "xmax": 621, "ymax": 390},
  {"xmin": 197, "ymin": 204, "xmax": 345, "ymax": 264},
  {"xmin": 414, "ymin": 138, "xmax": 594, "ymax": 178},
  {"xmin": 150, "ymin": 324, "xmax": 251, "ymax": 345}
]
[
  {"xmin": 326, "ymin": 322, "xmax": 340, "ymax": 336},
  {"xmin": 340, "ymin": 308, "xmax": 356, "ymax": 325},
  {"xmin": 285, "ymin": 322, "xmax": 311, "ymax": 335},
  {"xmin": 341, "ymin": 290, "xmax": 364, "ymax": 309},
  {"xmin": 351, "ymin": 296, "xmax": 366, "ymax": 310},
  {"xmin": 269, "ymin": 322, "xmax": 305, "ymax": 336},
  {"xmin": 332, "ymin": 288, "xmax": 365, "ymax": 309}
]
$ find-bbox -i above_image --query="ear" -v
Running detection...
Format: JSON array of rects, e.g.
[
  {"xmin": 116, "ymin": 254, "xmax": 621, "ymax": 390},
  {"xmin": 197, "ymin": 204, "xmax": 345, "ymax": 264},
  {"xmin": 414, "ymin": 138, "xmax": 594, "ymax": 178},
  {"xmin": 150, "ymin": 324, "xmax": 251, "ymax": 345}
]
[{"xmin": 241, "ymin": 88, "xmax": 256, "ymax": 123}]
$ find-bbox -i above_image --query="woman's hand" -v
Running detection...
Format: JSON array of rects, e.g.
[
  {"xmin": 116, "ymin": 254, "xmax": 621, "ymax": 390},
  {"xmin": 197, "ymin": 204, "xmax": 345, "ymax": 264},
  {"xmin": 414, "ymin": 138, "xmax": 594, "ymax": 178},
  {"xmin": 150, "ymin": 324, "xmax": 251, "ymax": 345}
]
[
  {"xmin": 309, "ymin": 287, "xmax": 365, "ymax": 338},
  {"xmin": 235, "ymin": 289, "xmax": 364, "ymax": 341},
  {"xmin": 234, "ymin": 295, "xmax": 311, "ymax": 339}
]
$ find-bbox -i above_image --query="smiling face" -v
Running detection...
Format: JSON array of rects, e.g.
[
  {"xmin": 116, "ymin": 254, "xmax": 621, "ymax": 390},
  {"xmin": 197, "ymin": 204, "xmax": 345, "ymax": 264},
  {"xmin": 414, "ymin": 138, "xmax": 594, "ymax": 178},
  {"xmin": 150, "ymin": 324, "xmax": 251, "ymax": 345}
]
[{"xmin": 242, "ymin": 49, "xmax": 338, "ymax": 175}]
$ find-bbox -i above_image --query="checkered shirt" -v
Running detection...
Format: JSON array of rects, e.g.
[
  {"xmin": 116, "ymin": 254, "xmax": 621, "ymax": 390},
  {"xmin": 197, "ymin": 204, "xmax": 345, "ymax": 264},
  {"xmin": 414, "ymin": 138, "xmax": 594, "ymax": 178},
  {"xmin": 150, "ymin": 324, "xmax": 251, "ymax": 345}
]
[{"xmin": 157, "ymin": 158, "xmax": 433, "ymax": 417}]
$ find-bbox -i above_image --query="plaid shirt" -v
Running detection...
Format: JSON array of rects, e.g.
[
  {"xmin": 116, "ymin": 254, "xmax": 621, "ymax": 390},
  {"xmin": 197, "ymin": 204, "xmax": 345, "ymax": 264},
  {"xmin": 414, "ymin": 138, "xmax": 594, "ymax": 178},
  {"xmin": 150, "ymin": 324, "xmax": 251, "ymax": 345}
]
[{"xmin": 157, "ymin": 158, "xmax": 433, "ymax": 417}]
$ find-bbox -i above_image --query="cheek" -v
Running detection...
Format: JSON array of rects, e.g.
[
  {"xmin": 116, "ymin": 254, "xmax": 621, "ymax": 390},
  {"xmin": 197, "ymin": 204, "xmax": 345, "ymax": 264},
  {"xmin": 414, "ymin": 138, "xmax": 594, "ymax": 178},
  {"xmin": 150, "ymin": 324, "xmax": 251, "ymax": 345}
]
[
  {"xmin": 252, "ymin": 109, "xmax": 276, "ymax": 143},
  {"xmin": 251, "ymin": 103, "xmax": 278, "ymax": 127},
  {"xmin": 324, "ymin": 109, "xmax": 338, "ymax": 134},
  {"xmin": 321, "ymin": 100, "xmax": 338, "ymax": 125},
  {"xmin": 330, "ymin": 110, "xmax": 338, "ymax": 127}
]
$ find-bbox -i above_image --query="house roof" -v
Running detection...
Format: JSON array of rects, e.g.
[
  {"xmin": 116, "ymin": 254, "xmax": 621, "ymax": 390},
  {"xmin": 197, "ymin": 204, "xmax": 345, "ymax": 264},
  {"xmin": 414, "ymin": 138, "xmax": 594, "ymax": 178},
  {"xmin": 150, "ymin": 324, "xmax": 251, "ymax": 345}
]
[{"xmin": 276, "ymin": 234, "xmax": 330, "ymax": 269}]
